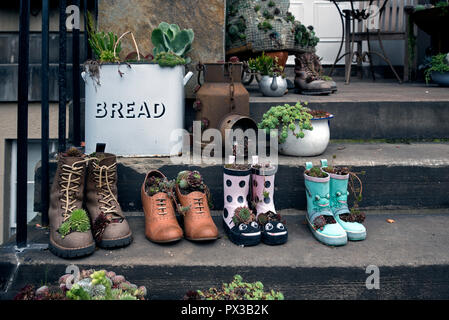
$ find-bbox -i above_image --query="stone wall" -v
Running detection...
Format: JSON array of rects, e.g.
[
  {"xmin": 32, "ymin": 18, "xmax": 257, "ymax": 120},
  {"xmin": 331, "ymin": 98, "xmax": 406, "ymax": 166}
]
[{"xmin": 98, "ymin": 0, "xmax": 226, "ymax": 97}]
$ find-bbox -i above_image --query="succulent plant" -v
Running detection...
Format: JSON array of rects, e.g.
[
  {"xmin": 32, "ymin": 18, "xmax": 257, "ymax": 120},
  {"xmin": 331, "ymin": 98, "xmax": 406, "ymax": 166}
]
[
  {"xmin": 58, "ymin": 209, "xmax": 91, "ymax": 238},
  {"xmin": 313, "ymin": 215, "xmax": 336, "ymax": 230},
  {"xmin": 86, "ymin": 12, "xmax": 121, "ymax": 63},
  {"xmin": 305, "ymin": 166, "xmax": 328, "ymax": 178},
  {"xmin": 184, "ymin": 275, "xmax": 284, "ymax": 300},
  {"xmin": 154, "ymin": 51, "xmax": 186, "ymax": 67},
  {"xmin": 248, "ymin": 52, "xmax": 284, "ymax": 77},
  {"xmin": 258, "ymin": 102, "xmax": 314, "ymax": 144},
  {"xmin": 151, "ymin": 22, "xmax": 194, "ymax": 64},
  {"xmin": 232, "ymin": 207, "xmax": 255, "ymax": 225},
  {"xmin": 145, "ymin": 175, "xmax": 175, "ymax": 196},
  {"xmin": 257, "ymin": 211, "xmax": 283, "ymax": 226}
]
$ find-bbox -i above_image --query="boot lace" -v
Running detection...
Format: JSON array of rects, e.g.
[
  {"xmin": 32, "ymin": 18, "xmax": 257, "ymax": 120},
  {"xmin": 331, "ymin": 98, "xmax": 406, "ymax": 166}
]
[
  {"xmin": 193, "ymin": 197, "xmax": 205, "ymax": 214},
  {"xmin": 156, "ymin": 198, "xmax": 167, "ymax": 215},
  {"xmin": 59, "ymin": 159, "xmax": 88, "ymax": 221},
  {"xmin": 91, "ymin": 161, "xmax": 124, "ymax": 220}
]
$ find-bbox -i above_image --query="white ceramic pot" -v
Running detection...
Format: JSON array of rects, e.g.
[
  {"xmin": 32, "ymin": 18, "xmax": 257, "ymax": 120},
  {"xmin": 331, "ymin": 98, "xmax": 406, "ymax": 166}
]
[
  {"xmin": 82, "ymin": 63, "xmax": 193, "ymax": 156},
  {"xmin": 278, "ymin": 116, "xmax": 333, "ymax": 157}
]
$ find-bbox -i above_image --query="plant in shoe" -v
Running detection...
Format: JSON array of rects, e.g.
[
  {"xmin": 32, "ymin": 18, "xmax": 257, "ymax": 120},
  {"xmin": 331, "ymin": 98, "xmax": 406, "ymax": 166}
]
[
  {"xmin": 174, "ymin": 170, "xmax": 218, "ymax": 241},
  {"xmin": 141, "ymin": 170, "xmax": 183, "ymax": 243},
  {"xmin": 223, "ymin": 164, "xmax": 261, "ymax": 246},
  {"xmin": 48, "ymin": 148, "xmax": 96, "ymax": 259},
  {"xmin": 322, "ymin": 161, "xmax": 367, "ymax": 241},
  {"xmin": 251, "ymin": 162, "xmax": 287, "ymax": 245},
  {"xmin": 304, "ymin": 162, "xmax": 347, "ymax": 246},
  {"xmin": 86, "ymin": 153, "xmax": 133, "ymax": 248}
]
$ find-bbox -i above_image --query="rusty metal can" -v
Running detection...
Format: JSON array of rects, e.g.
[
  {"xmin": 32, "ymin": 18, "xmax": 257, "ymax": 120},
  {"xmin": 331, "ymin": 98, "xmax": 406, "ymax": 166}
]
[{"xmin": 194, "ymin": 62, "xmax": 249, "ymax": 131}]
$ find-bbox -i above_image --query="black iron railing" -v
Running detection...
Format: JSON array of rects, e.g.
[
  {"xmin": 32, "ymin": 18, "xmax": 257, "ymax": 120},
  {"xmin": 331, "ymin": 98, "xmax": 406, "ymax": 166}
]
[{"xmin": 16, "ymin": 0, "xmax": 98, "ymax": 247}]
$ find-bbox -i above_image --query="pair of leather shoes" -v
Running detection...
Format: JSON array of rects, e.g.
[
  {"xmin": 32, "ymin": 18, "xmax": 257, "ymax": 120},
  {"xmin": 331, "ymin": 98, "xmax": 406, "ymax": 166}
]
[{"xmin": 141, "ymin": 170, "xmax": 218, "ymax": 243}]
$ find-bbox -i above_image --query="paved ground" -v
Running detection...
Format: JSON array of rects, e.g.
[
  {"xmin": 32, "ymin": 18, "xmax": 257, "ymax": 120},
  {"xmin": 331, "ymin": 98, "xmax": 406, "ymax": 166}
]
[
  {"xmin": 248, "ymin": 78, "xmax": 449, "ymax": 103},
  {"xmin": 2, "ymin": 211, "xmax": 449, "ymax": 299},
  {"xmin": 3, "ymin": 211, "xmax": 449, "ymax": 268}
]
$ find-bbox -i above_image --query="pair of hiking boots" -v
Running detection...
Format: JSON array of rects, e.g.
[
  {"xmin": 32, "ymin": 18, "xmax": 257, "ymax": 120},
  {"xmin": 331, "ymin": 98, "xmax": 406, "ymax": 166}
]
[
  {"xmin": 223, "ymin": 161, "xmax": 288, "ymax": 247},
  {"xmin": 294, "ymin": 52, "xmax": 337, "ymax": 95},
  {"xmin": 142, "ymin": 170, "xmax": 218, "ymax": 243},
  {"xmin": 304, "ymin": 159, "xmax": 367, "ymax": 246},
  {"xmin": 49, "ymin": 148, "xmax": 132, "ymax": 258}
]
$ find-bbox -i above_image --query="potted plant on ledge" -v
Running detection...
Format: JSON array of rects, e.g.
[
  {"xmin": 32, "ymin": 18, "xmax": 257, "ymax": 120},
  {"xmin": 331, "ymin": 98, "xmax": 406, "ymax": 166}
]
[
  {"xmin": 248, "ymin": 52, "xmax": 287, "ymax": 97},
  {"xmin": 258, "ymin": 101, "xmax": 333, "ymax": 157},
  {"xmin": 424, "ymin": 52, "xmax": 449, "ymax": 86},
  {"xmin": 82, "ymin": 17, "xmax": 194, "ymax": 156}
]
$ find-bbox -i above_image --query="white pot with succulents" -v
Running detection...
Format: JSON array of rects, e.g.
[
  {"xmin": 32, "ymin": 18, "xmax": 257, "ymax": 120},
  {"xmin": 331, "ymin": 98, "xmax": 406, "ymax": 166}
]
[
  {"xmin": 248, "ymin": 52, "xmax": 287, "ymax": 97},
  {"xmin": 258, "ymin": 102, "xmax": 333, "ymax": 157},
  {"xmin": 82, "ymin": 17, "xmax": 194, "ymax": 156}
]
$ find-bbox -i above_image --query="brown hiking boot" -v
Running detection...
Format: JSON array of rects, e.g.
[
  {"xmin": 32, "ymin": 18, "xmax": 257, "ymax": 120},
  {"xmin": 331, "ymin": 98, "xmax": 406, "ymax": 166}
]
[
  {"xmin": 85, "ymin": 153, "xmax": 132, "ymax": 248},
  {"xmin": 141, "ymin": 170, "xmax": 183, "ymax": 243},
  {"xmin": 294, "ymin": 53, "xmax": 332, "ymax": 95},
  {"xmin": 48, "ymin": 149, "xmax": 95, "ymax": 258},
  {"xmin": 310, "ymin": 52, "xmax": 337, "ymax": 93},
  {"xmin": 174, "ymin": 170, "xmax": 218, "ymax": 241}
]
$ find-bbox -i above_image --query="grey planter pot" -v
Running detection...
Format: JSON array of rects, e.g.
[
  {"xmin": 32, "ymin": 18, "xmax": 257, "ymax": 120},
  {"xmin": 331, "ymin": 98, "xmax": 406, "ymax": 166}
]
[{"xmin": 431, "ymin": 71, "xmax": 449, "ymax": 87}]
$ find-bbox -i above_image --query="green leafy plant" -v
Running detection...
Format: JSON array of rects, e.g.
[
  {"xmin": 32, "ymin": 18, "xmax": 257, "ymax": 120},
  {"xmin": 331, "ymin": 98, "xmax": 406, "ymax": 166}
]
[
  {"xmin": 254, "ymin": 5, "xmax": 261, "ymax": 12},
  {"xmin": 258, "ymin": 102, "xmax": 313, "ymax": 144},
  {"xmin": 184, "ymin": 275, "xmax": 284, "ymax": 300},
  {"xmin": 151, "ymin": 22, "xmax": 194, "ymax": 64},
  {"xmin": 268, "ymin": 1, "xmax": 276, "ymax": 7},
  {"xmin": 154, "ymin": 52, "xmax": 186, "ymax": 67},
  {"xmin": 248, "ymin": 52, "xmax": 284, "ymax": 77},
  {"xmin": 86, "ymin": 12, "xmax": 121, "ymax": 63},
  {"xmin": 424, "ymin": 53, "xmax": 449, "ymax": 84},
  {"xmin": 58, "ymin": 209, "xmax": 91, "ymax": 238},
  {"xmin": 258, "ymin": 20, "xmax": 273, "ymax": 31},
  {"xmin": 294, "ymin": 22, "xmax": 320, "ymax": 47}
]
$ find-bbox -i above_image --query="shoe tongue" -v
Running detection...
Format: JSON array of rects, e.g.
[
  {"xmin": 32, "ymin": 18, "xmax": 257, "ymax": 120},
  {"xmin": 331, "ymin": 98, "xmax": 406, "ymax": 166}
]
[
  {"xmin": 60, "ymin": 153, "xmax": 85, "ymax": 166},
  {"xmin": 96, "ymin": 153, "xmax": 116, "ymax": 166}
]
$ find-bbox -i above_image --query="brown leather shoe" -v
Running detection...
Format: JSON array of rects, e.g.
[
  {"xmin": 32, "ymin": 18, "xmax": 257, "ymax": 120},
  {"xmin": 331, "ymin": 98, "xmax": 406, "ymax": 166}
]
[
  {"xmin": 48, "ymin": 149, "xmax": 95, "ymax": 258},
  {"xmin": 142, "ymin": 170, "xmax": 183, "ymax": 243},
  {"xmin": 85, "ymin": 153, "xmax": 132, "ymax": 248},
  {"xmin": 175, "ymin": 184, "xmax": 218, "ymax": 241}
]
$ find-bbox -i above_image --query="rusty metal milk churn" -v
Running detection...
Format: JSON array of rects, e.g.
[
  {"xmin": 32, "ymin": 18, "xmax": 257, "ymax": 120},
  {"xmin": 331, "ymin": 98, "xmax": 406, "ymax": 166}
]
[{"xmin": 194, "ymin": 62, "xmax": 250, "ymax": 131}]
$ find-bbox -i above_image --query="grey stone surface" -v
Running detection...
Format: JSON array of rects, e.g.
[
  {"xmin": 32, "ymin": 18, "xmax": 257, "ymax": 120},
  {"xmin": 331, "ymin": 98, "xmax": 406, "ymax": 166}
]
[
  {"xmin": 2, "ymin": 212, "xmax": 449, "ymax": 299},
  {"xmin": 34, "ymin": 142, "xmax": 449, "ymax": 213}
]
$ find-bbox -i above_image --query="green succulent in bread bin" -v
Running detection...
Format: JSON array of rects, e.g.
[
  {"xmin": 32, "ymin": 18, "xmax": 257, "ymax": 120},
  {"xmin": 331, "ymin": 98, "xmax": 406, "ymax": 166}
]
[{"xmin": 151, "ymin": 22, "xmax": 194, "ymax": 64}]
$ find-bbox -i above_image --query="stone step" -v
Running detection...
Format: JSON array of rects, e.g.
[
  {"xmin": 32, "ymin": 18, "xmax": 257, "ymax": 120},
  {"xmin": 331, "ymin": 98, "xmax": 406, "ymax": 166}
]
[
  {"xmin": 2, "ymin": 211, "xmax": 449, "ymax": 299},
  {"xmin": 33, "ymin": 142, "xmax": 449, "ymax": 213},
  {"xmin": 247, "ymin": 81, "xmax": 449, "ymax": 140}
]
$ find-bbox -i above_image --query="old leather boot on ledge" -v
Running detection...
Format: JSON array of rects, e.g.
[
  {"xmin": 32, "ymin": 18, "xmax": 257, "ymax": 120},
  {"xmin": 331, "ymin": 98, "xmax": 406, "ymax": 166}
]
[
  {"xmin": 48, "ymin": 148, "xmax": 95, "ymax": 258},
  {"xmin": 294, "ymin": 53, "xmax": 332, "ymax": 95},
  {"xmin": 86, "ymin": 153, "xmax": 132, "ymax": 248},
  {"xmin": 141, "ymin": 170, "xmax": 183, "ymax": 243},
  {"xmin": 175, "ymin": 171, "xmax": 218, "ymax": 241}
]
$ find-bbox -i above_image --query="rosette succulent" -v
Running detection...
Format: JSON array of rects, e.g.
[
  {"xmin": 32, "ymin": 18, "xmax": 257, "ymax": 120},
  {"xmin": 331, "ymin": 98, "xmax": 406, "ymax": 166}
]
[{"xmin": 232, "ymin": 207, "xmax": 255, "ymax": 225}]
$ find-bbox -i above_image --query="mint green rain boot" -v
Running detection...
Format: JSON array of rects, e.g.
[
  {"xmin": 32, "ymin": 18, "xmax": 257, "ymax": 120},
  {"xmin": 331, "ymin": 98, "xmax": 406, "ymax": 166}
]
[
  {"xmin": 320, "ymin": 159, "xmax": 366, "ymax": 241},
  {"xmin": 304, "ymin": 162, "xmax": 347, "ymax": 246}
]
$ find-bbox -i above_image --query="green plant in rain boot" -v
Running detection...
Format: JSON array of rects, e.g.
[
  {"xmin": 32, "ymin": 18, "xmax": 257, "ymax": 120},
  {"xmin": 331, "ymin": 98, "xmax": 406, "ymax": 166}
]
[
  {"xmin": 304, "ymin": 162, "xmax": 347, "ymax": 246},
  {"xmin": 321, "ymin": 159, "xmax": 366, "ymax": 241}
]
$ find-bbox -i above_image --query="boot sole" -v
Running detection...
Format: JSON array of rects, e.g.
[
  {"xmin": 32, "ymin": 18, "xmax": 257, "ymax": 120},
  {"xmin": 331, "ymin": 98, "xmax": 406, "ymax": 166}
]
[
  {"xmin": 223, "ymin": 221, "xmax": 261, "ymax": 247},
  {"xmin": 296, "ymin": 88, "xmax": 333, "ymax": 95},
  {"xmin": 97, "ymin": 232, "xmax": 133, "ymax": 249},
  {"xmin": 306, "ymin": 216, "xmax": 347, "ymax": 246},
  {"xmin": 146, "ymin": 236, "xmax": 183, "ymax": 244},
  {"xmin": 49, "ymin": 238, "xmax": 96, "ymax": 259},
  {"xmin": 261, "ymin": 231, "xmax": 288, "ymax": 246},
  {"xmin": 185, "ymin": 236, "xmax": 218, "ymax": 242}
]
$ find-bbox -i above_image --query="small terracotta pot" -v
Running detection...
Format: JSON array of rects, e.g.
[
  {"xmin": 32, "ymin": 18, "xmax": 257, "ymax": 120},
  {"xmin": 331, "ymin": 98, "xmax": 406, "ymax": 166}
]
[{"xmin": 265, "ymin": 51, "xmax": 289, "ymax": 68}]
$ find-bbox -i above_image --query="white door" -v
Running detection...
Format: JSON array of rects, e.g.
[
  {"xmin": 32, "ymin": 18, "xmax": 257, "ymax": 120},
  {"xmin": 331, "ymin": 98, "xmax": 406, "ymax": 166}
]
[{"xmin": 288, "ymin": 0, "xmax": 350, "ymax": 65}]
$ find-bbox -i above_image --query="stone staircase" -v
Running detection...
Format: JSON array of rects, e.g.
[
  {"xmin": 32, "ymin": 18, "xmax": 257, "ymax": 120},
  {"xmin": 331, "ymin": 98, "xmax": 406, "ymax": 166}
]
[{"xmin": 2, "ymin": 80, "xmax": 449, "ymax": 300}]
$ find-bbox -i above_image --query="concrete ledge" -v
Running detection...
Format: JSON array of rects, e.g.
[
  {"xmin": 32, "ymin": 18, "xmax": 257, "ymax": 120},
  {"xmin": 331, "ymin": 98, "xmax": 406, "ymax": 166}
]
[
  {"xmin": 33, "ymin": 142, "xmax": 449, "ymax": 212},
  {"xmin": 2, "ymin": 213, "xmax": 449, "ymax": 299},
  {"xmin": 249, "ymin": 81, "xmax": 449, "ymax": 139}
]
